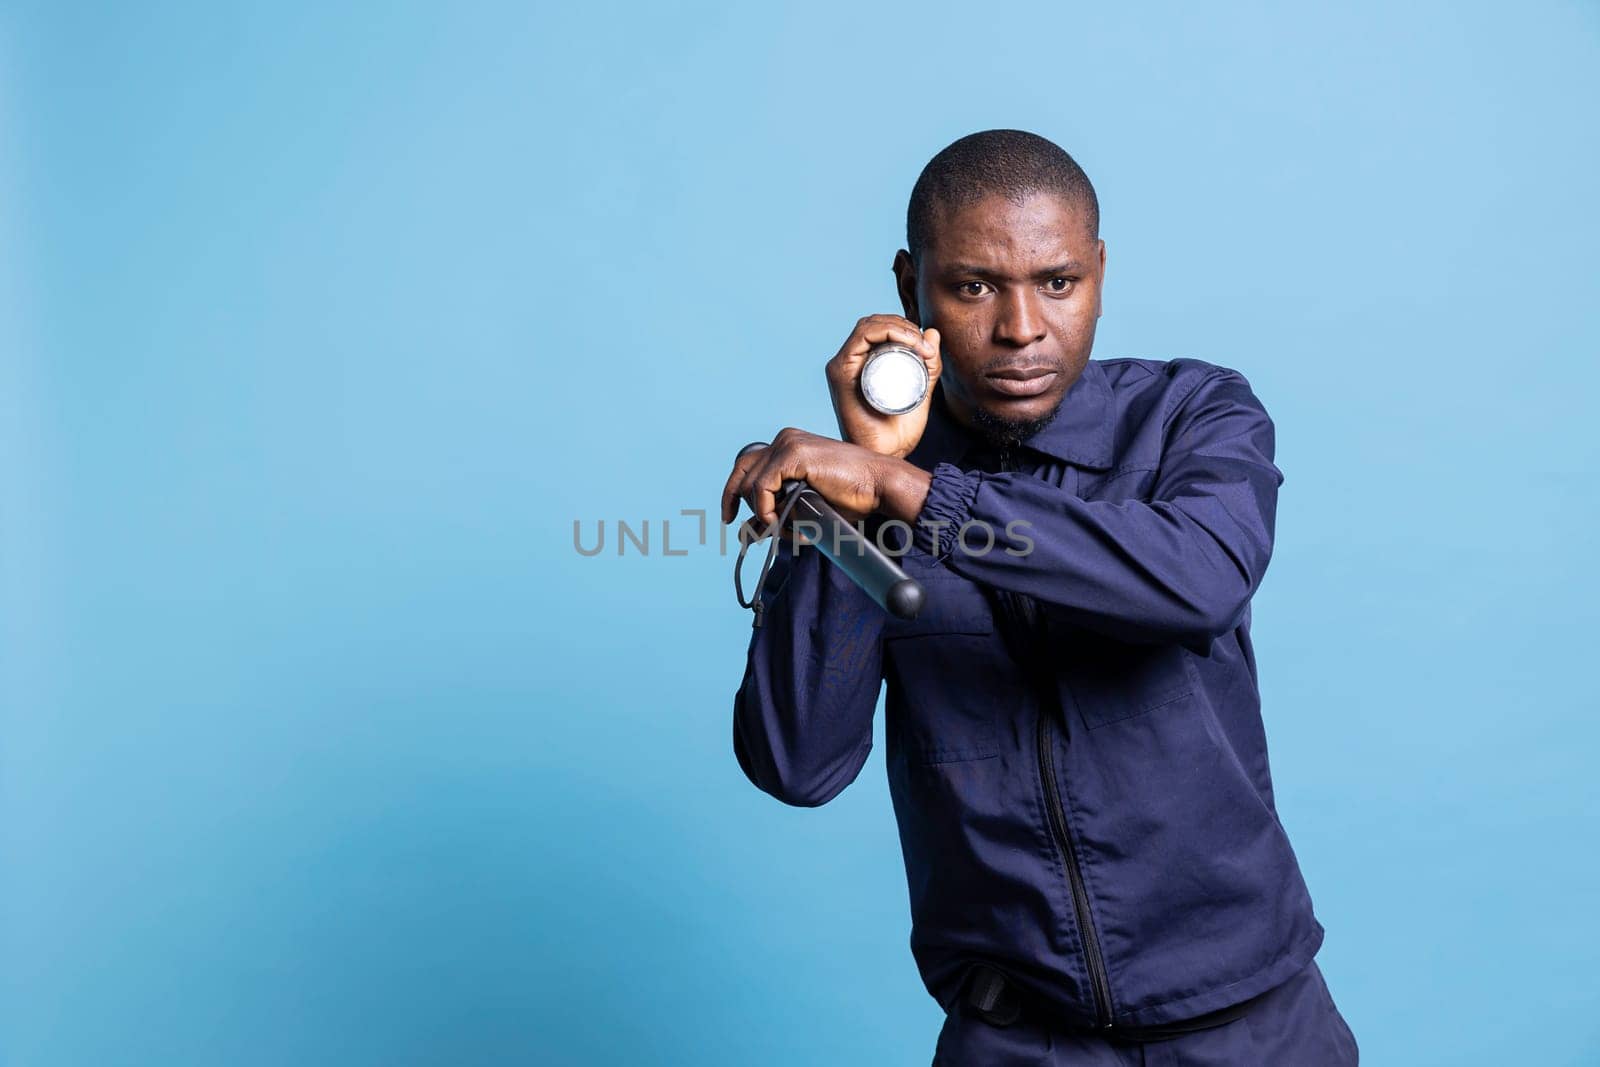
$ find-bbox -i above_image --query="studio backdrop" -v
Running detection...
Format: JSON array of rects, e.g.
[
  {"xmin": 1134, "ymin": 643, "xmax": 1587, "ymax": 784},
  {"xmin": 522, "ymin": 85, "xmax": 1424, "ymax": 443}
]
[{"xmin": 2, "ymin": 3, "xmax": 1596, "ymax": 1065}]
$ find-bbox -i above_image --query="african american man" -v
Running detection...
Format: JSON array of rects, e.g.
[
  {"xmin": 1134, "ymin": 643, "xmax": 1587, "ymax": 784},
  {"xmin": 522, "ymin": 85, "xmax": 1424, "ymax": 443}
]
[{"xmin": 723, "ymin": 129, "xmax": 1359, "ymax": 1066}]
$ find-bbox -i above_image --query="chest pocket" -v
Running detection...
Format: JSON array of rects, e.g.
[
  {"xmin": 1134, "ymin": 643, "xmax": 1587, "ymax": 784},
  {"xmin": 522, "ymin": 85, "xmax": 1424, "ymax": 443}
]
[
  {"xmin": 880, "ymin": 550, "xmax": 993, "ymax": 634},
  {"xmin": 883, "ymin": 555, "xmax": 1001, "ymax": 764},
  {"xmin": 883, "ymin": 577, "xmax": 993, "ymax": 637},
  {"xmin": 1053, "ymin": 622, "xmax": 1198, "ymax": 730}
]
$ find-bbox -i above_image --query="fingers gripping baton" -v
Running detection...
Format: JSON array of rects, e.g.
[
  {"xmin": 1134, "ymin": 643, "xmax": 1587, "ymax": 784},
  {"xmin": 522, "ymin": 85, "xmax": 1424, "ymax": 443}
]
[{"xmin": 733, "ymin": 440, "xmax": 925, "ymax": 622}]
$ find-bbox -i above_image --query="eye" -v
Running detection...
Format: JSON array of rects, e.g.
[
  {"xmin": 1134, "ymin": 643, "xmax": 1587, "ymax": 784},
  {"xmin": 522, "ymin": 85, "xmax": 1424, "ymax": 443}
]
[
  {"xmin": 956, "ymin": 281, "xmax": 989, "ymax": 298},
  {"xmin": 1045, "ymin": 276, "xmax": 1074, "ymax": 294}
]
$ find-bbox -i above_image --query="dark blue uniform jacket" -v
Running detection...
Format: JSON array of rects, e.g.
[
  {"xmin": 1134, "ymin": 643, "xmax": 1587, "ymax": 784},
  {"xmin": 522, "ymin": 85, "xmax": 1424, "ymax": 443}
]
[{"xmin": 732, "ymin": 357, "xmax": 1324, "ymax": 1030}]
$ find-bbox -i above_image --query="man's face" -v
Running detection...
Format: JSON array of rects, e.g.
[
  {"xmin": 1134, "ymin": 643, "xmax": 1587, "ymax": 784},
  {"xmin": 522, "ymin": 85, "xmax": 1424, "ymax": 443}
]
[{"xmin": 895, "ymin": 190, "xmax": 1106, "ymax": 444}]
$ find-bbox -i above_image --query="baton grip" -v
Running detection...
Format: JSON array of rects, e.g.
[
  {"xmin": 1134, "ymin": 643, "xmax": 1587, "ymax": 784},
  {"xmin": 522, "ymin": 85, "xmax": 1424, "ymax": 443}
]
[{"xmin": 736, "ymin": 440, "xmax": 924, "ymax": 620}]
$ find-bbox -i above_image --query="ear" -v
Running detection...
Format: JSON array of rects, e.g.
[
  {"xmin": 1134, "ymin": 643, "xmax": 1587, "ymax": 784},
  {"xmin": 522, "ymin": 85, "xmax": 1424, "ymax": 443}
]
[
  {"xmin": 893, "ymin": 249, "xmax": 921, "ymax": 324},
  {"xmin": 1094, "ymin": 239, "xmax": 1106, "ymax": 319}
]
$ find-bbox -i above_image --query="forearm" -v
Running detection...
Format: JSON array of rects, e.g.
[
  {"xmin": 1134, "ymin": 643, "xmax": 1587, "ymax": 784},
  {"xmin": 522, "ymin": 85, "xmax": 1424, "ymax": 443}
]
[
  {"xmin": 912, "ymin": 464, "xmax": 1274, "ymax": 647},
  {"xmin": 902, "ymin": 370, "xmax": 1283, "ymax": 649}
]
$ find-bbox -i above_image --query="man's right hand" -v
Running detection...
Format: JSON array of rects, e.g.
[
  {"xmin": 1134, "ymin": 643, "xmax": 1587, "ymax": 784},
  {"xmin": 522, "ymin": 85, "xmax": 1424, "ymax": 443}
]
[{"xmin": 826, "ymin": 315, "xmax": 942, "ymax": 460}]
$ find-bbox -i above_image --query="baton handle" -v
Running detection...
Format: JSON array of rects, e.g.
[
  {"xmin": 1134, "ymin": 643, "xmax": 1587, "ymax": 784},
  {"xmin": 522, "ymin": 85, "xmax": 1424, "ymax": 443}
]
[{"xmin": 736, "ymin": 441, "xmax": 924, "ymax": 620}]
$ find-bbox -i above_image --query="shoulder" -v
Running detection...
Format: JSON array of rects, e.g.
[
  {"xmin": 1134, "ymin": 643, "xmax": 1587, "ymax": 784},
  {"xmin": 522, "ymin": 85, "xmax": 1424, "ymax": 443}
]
[{"xmin": 1096, "ymin": 356, "xmax": 1270, "ymax": 423}]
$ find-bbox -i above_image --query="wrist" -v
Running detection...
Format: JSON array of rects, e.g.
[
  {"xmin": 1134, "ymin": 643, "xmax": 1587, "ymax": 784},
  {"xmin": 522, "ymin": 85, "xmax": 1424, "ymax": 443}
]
[{"xmin": 874, "ymin": 456, "xmax": 933, "ymax": 523}]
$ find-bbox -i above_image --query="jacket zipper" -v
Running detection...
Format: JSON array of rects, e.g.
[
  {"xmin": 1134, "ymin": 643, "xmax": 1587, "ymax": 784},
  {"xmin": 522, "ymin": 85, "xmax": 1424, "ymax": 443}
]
[
  {"xmin": 1037, "ymin": 712, "xmax": 1114, "ymax": 1028},
  {"xmin": 998, "ymin": 446, "xmax": 1114, "ymax": 1030}
]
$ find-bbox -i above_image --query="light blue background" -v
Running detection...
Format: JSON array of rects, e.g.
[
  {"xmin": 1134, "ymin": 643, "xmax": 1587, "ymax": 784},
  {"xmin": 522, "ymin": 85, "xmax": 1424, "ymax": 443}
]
[{"xmin": 3, "ymin": 3, "xmax": 1596, "ymax": 1064}]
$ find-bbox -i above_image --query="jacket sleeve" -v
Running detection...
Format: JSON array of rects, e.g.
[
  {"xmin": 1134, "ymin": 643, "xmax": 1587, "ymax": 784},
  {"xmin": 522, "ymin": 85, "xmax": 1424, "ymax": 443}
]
[
  {"xmin": 912, "ymin": 368, "xmax": 1283, "ymax": 650},
  {"xmin": 732, "ymin": 535, "xmax": 886, "ymax": 807}
]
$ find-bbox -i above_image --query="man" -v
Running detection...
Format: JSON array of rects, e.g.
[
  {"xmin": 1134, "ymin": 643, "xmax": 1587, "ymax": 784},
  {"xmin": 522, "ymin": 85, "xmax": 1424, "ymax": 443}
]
[{"xmin": 721, "ymin": 130, "xmax": 1358, "ymax": 1065}]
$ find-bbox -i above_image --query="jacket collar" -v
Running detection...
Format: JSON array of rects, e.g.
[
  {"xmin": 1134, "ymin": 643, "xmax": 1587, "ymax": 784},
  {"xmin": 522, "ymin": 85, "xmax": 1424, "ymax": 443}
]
[{"xmin": 909, "ymin": 358, "xmax": 1116, "ymax": 471}]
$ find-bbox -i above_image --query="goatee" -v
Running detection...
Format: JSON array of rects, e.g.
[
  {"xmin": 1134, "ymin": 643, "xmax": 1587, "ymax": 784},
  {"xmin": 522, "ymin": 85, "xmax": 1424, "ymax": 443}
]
[{"xmin": 970, "ymin": 400, "xmax": 1064, "ymax": 451}]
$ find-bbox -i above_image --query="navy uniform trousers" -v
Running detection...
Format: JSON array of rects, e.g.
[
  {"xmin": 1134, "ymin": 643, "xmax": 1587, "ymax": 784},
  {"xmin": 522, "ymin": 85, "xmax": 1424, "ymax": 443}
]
[{"xmin": 932, "ymin": 961, "xmax": 1359, "ymax": 1066}]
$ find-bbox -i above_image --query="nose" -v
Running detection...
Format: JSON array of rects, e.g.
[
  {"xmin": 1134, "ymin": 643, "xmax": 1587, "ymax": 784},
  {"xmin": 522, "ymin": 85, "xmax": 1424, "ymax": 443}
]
[{"xmin": 994, "ymin": 287, "xmax": 1047, "ymax": 348}]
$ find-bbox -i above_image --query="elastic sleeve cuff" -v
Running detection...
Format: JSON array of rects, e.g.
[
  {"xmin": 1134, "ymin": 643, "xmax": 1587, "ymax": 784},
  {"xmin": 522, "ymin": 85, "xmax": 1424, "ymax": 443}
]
[{"xmin": 912, "ymin": 462, "xmax": 982, "ymax": 561}]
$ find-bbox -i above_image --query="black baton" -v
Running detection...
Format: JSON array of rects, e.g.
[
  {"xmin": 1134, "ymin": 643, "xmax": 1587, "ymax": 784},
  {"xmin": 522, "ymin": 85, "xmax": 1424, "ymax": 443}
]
[{"xmin": 736, "ymin": 441, "xmax": 924, "ymax": 620}]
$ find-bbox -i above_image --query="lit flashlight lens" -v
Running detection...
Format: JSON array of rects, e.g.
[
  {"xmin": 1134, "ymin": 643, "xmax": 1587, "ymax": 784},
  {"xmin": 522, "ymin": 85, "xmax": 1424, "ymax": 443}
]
[{"xmin": 860, "ymin": 344, "xmax": 929, "ymax": 415}]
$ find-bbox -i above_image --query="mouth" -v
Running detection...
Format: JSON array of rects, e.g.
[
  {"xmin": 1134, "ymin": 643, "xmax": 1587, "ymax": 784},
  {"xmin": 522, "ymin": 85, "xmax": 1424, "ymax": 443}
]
[{"xmin": 983, "ymin": 366, "xmax": 1059, "ymax": 398}]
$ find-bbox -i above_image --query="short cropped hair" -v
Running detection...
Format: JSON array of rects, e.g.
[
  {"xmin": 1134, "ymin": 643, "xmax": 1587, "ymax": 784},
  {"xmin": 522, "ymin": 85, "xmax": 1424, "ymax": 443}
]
[{"xmin": 906, "ymin": 130, "xmax": 1099, "ymax": 263}]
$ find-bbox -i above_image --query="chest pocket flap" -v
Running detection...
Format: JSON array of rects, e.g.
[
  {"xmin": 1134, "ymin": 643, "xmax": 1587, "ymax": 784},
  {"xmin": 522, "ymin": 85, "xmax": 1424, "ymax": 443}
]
[{"xmin": 882, "ymin": 553, "xmax": 994, "ymax": 638}]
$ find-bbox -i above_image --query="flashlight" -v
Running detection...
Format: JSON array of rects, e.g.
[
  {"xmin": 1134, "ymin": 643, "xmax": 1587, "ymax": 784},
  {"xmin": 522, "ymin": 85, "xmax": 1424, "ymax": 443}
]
[{"xmin": 859, "ymin": 342, "xmax": 930, "ymax": 416}]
